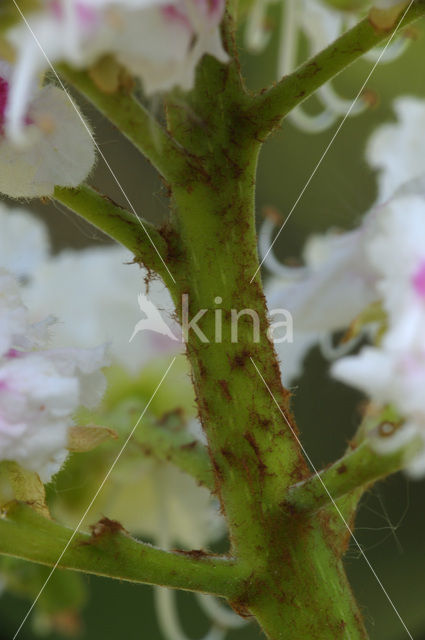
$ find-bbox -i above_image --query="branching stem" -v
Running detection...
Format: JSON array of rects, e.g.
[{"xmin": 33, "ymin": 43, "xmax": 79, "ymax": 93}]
[
  {"xmin": 247, "ymin": 1, "xmax": 425, "ymax": 137},
  {"xmin": 0, "ymin": 503, "xmax": 244, "ymax": 597}
]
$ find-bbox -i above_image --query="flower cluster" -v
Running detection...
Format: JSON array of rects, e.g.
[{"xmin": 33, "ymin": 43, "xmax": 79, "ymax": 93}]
[
  {"xmin": 0, "ymin": 0, "xmax": 227, "ymax": 198},
  {"xmin": 367, "ymin": 97, "xmax": 425, "ymax": 203},
  {"xmin": 0, "ymin": 59, "xmax": 95, "ymax": 198},
  {"xmin": 0, "ymin": 200, "xmax": 216, "ymax": 545},
  {"xmin": 332, "ymin": 191, "xmax": 425, "ymax": 476},
  {"xmin": 0, "ymin": 266, "xmax": 108, "ymax": 482},
  {"xmin": 265, "ymin": 95, "xmax": 425, "ymax": 475},
  {"xmin": 24, "ymin": 242, "xmax": 182, "ymax": 375},
  {"xmin": 6, "ymin": 0, "xmax": 227, "ymax": 101},
  {"xmin": 0, "ymin": 200, "xmax": 228, "ymax": 638}
]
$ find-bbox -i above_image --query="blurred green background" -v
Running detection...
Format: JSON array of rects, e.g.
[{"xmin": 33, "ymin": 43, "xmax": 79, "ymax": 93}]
[{"xmin": 1, "ymin": 10, "xmax": 425, "ymax": 640}]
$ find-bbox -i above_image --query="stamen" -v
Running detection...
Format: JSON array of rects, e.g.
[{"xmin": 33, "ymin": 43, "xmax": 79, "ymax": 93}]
[
  {"xmin": 287, "ymin": 106, "xmax": 338, "ymax": 133},
  {"xmin": 319, "ymin": 331, "xmax": 364, "ymax": 361},
  {"xmin": 278, "ymin": 0, "xmax": 298, "ymax": 78},
  {"xmin": 363, "ymin": 37, "xmax": 410, "ymax": 64},
  {"xmin": 195, "ymin": 594, "xmax": 248, "ymax": 630},
  {"xmin": 154, "ymin": 482, "xmax": 225, "ymax": 640},
  {"xmin": 258, "ymin": 217, "xmax": 307, "ymax": 279},
  {"xmin": 317, "ymin": 84, "xmax": 368, "ymax": 117},
  {"xmin": 244, "ymin": 0, "xmax": 272, "ymax": 52},
  {"xmin": 155, "ymin": 589, "xmax": 225, "ymax": 640}
]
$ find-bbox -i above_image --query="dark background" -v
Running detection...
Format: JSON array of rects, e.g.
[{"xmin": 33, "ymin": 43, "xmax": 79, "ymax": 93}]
[{"xmin": 1, "ymin": 12, "xmax": 425, "ymax": 640}]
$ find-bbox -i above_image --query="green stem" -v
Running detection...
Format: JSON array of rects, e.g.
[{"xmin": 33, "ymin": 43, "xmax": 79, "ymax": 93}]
[
  {"xmin": 134, "ymin": 417, "xmax": 215, "ymax": 491},
  {"xmin": 165, "ymin": 55, "xmax": 367, "ymax": 639},
  {"xmin": 286, "ymin": 437, "xmax": 419, "ymax": 513},
  {"xmin": 167, "ymin": 57, "xmax": 306, "ymax": 555},
  {"xmin": 105, "ymin": 399, "xmax": 215, "ymax": 490},
  {"xmin": 58, "ymin": 64, "xmax": 190, "ymax": 184},
  {"xmin": 0, "ymin": 503, "xmax": 244, "ymax": 597},
  {"xmin": 249, "ymin": 518, "xmax": 368, "ymax": 640},
  {"xmin": 53, "ymin": 185, "xmax": 175, "ymax": 291},
  {"xmin": 319, "ymin": 415, "xmax": 415, "ymax": 555},
  {"xmin": 247, "ymin": 1, "xmax": 425, "ymax": 138}
]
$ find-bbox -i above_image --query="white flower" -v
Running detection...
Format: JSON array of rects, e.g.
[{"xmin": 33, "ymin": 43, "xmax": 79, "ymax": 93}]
[
  {"xmin": 0, "ymin": 269, "xmax": 108, "ymax": 482},
  {"xmin": 0, "ymin": 270, "xmax": 28, "ymax": 356},
  {"xmin": 263, "ymin": 187, "xmax": 425, "ymax": 384},
  {"xmin": 5, "ymin": 0, "xmax": 227, "ymax": 141},
  {"xmin": 264, "ymin": 220, "xmax": 377, "ymax": 384},
  {"xmin": 332, "ymin": 344, "xmax": 425, "ymax": 476},
  {"xmin": 92, "ymin": 460, "xmax": 224, "ymax": 548},
  {"xmin": 332, "ymin": 193, "xmax": 425, "ymax": 477},
  {"xmin": 112, "ymin": 0, "xmax": 228, "ymax": 94},
  {"xmin": 0, "ymin": 200, "xmax": 50, "ymax": 277},
  {"xmin": 267, "ymin": 228, "xmax": 375, "ymax": 333},
  {"xmin": 0, "ymin": 202, "xmax": 181, "ymax": 373},
  {"xmin": 366, "ymin": 97, "xmax": 425, "ymax": 203},
  {"xmin": 0, "ymin": 60, "xmax": 95, "ymax": 198},
  {"xmin": 364, "ymin": 194, "xmax": 425, "ymax": 327},
  {"xmin": 23, "ymin": 244, "xmax": 182, "ymax": 375}
]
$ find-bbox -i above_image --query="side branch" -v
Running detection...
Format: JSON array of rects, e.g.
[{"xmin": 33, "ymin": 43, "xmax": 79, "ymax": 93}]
[
  {"xmin": 53, "ymin": 185, "xmax": 175, "ymax": 289},
  {"xmin": 286, "ymin": 437, "xmax": 419, "ymax": 513},
  {"xmin": 58, "ymin": 64, "xmax": 190, "ymax": 184},
  {"xmin": 133, "ymin": 414, "xmax": 216, "ymax": 491},
  {"xmin": 0, "ymin": 503, "xmax": 244, "ymax": 598},
  {"xmin": 247, "ymin": 1, "xmax": 425, "ymax": 137},
  {"xmin": 104, "ymin": 400, "xmax": 215, "ymax": 489}
]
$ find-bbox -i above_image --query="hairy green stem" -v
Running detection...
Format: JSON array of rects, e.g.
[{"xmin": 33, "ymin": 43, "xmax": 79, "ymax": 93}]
[
  {"xmin": 165, "ymin": 56, "xmax": 368, "ymax": 639},
  {"xmin": 105, "ymin": 399, "xmax": 215, "ymax": 490},
  {"xmin": 53, "ymin": 185, "xmax": 175, "ymax": 291},
  {"xmin": 133, "ymin": 417, "xmax": 215, "ymax": 491},
  {"xmin": 1, "ymin": 7, "xmax": 420, "ymax": 638},
  {"xmin": 58, "ymin": 64, "xmax": 190, "ymax": 184},
  {"xmin": 247, "ymin": 1, "xmax": 425, "ymax": 137},
  {"xmin": 286, "ymin": 437, "xmax": 419, "ymax": 513},
  {"xmin": 0, "ymin": 503, "xmax": 243, "ymax": 597},
  {"xmin": 319, "ymin": 417, "xmax": 416, "ymax": 554}
]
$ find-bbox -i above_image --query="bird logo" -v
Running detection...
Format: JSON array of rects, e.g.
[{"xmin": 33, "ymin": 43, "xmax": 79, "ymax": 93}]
[{"xmin": 129, "ymin": 294, "xmax": 179, "ymax": 343}]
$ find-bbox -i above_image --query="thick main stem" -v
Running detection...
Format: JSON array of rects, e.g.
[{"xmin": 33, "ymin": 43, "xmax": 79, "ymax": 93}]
[
  {"xmin": 166, "ymin": 56, "xmax": 369, "ymax": 639},
  {"xmin": 173, "ymin": 184, "xmax": 369, "ymax": 638}
]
